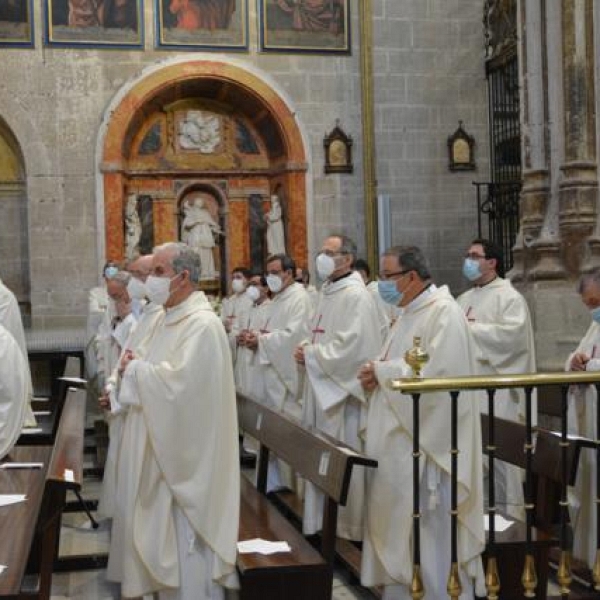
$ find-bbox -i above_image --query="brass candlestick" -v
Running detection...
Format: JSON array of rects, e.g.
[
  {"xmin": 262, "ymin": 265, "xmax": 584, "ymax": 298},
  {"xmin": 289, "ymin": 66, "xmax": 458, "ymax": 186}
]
[{"xmin": 404, "ymin": 336, "xmax": 429, "ymax": 378}]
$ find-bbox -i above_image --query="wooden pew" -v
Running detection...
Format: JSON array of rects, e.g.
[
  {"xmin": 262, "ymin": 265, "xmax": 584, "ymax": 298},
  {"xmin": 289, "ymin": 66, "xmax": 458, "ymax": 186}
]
[
  {"xmin": 480, "ymin": 413, "xmax": 591, "ymax": 600},
  {"xmin": 236, "ymin": 393, "xmax": 377, "ymax": 599},
  {"xmin": 0, "ymin": 387, "xmax": 85, "ymax": 599},
  {"xmin": 19, "ymin": 356, "xmax": 85, "ymax": 448}
]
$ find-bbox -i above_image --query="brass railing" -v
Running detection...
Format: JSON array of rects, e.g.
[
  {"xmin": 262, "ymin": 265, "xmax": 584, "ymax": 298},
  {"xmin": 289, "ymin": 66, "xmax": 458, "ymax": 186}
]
[{"xmin": 386, "ymin": 371, "xmax": 600, "ymax": 600}]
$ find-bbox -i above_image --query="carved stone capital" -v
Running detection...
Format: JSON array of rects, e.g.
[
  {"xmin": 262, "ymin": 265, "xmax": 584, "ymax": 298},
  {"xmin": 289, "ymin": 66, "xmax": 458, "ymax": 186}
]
[
  {"xmin": 521, "ymin": 169, "xmax": 550, "ymax": 240},
  {"xmin": 529, "ymin": 238, "xmax": 566, "ymax": 281}
]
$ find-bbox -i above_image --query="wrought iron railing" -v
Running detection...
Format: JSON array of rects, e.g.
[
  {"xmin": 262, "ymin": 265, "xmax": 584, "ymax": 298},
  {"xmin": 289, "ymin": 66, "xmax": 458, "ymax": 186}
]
[
  {"xmin": 387, "ymin": 371, "xmax": 600, "ymax": 600},
  {"xmin": 473, "ymin": 181, "xmax": 521, "ymax": 274}
]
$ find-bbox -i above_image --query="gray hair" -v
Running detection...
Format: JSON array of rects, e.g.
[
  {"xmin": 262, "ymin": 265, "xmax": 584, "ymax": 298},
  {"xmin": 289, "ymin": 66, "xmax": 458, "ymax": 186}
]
[
  {"xmin": 328, "ymin": 234, "xmax": 357, "ymax": 260},
  {"xmin": 578, "ymin": 267, "xmax": 600, "ymax": 294},
  {"xmin": 154, "ymin": 242, "xmax": 201, "ymax": 284},
  {"xmin": 383, "ymin": 245, "xmax": 431, "ymax": 280},
  {"xmin": 111, "ymin": 271, "xmax": 131, "ymax": 287}
]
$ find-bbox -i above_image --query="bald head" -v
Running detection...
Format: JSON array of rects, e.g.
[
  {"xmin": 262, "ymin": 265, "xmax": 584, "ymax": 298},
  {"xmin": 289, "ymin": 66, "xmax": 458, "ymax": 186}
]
[{"xmin": 128, "ymin": 254, "xmax": 154, "ymax": 282}]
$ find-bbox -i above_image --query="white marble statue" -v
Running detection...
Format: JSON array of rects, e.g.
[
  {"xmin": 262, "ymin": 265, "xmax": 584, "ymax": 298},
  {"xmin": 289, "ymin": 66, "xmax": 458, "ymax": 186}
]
[
  {"xmin": 265, "ymin": 194, "xmax": 286, "ymax": 256},
  {"xmin": 181, "ymin": 197, "xmax": 220, "ymax": 280},
  {"xmin": 124, "ymin": 194, "xmax": 141, "ymax": 261}
]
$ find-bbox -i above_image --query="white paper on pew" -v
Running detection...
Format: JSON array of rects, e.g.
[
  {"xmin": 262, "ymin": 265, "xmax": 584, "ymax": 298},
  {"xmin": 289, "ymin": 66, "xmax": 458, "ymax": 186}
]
[
  {"xmin": 0, "ymin": 463, "xmax": 43, "ymax": 470},
  {"xmin": 548, "ymin": 430, "xmax": 591, "ymax": 442},
  {"xmin": 484, "ymin": 514, "xmax": 514, "ymax": 532},
  {"xmin": 0, "ymin": 565, "xmax": 6, "ymax": 575},
  {"xmin": 0, "ymin": 494, "xmax": 26, "ymax": 507},
  {"xmin": 33, "ymin": 411, "xmax": 51, "ymax": 417},
  {"xmin": 59, "ymin": 376, "xmax": 87, "ymax": 384},
  {"xmin": 21, "ymin": 428, "xmax": 43, "ymax": 434},
  {"xmin": 237, "ymin": 538, "xmax": 292, "ymax": 555},
  {"xmin": 64, "ymin": 469, "xmax": 74, "ymax": 483}
]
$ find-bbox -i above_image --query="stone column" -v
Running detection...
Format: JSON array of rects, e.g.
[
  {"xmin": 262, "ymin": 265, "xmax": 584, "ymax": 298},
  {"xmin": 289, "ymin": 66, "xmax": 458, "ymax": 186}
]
[{"xmin": 558, "ymin": 0, "xmax": 598, "ymax": 273}]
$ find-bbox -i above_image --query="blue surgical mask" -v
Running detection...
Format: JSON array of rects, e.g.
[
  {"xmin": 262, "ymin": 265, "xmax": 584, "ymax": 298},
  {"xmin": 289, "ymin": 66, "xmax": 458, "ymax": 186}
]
[
  {"xmin": 591, "ymin": 307, "xmax": 600, "ymax": 324},
  {"xmin": 378, "ymin": 280, "xmax": 403, "ymax": 306},
  {"xmin": 104, "ymin": 266, "xmax": 119, "ymax": 279},
  {"xmin": 462, "ymin": 258, "xmax": 482, "ymax": 281}
]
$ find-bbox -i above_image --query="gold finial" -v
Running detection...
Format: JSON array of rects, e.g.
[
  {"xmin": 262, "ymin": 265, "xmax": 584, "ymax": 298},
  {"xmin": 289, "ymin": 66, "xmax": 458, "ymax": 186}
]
[
  {"xmin": 404, "ymin": 336, "xmax": 429, "ymax": 378},
  {"xmin": 556, "ymin": 550, "xmax": 571, "ymax": 595},
  {"xmin": 410, "ymin": 565, "xmax": 425, "ymax": 600},
  {"xmin": 521, "ymin": 554, "xmax": 537, "ymax": 597},
  {"xmin": 446, "ymin": 562, "xmax": 462, "ymax": 600},
  {"xmin": 592, "ymin": 548, "xmax": 600, "ymax": 590},
  {"xmin": 485, "ymin": 556, "xmax": 501, "ymax": 600}
]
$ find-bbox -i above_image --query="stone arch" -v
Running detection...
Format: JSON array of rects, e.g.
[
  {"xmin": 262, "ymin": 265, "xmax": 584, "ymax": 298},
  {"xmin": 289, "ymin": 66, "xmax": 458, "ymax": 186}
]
[
  {"xmin": 99, "ymin": 59, "xmax": 309, "ymax": 291},
  {"xmin": 0, "ymin": 116, "xmax": 30, "ymax": 313}
]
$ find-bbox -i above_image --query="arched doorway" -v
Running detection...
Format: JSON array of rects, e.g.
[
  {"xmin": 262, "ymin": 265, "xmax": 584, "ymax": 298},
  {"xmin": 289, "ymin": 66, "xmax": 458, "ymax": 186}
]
[
  {"xmin": 100, "ymin": 59, "xmax": 308, "ymax": 294},
  {"xmin": 0, "ymin": 118, "xmax": 29, "ymax": 317}
]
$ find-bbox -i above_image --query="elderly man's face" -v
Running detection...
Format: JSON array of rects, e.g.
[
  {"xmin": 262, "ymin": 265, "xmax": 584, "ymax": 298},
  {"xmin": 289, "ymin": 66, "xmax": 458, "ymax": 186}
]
[
  {"xmin": 106, "ymin": 279, "xmax": 129, "ymax": 303},
  {"xmin": 152, "ymin": 249, "xmax": 177, "ymax": 279},
  {"xmin": 582, "ymin": 282, "xmax": 600, "ymax": 310}
]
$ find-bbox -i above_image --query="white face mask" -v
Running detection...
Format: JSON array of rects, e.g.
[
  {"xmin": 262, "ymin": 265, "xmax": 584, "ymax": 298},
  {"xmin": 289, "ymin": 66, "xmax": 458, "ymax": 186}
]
[
  {"xmin": 145, "ymin": 275, "xmax": 172, "ymax": 306},
  {"xmin": 231, "ymin": 278, "xmax": 246, "ymax": 294},
  {"xmin": 245, "ymin": 286, "xmax": 260, "ymax": 303},
  {"xmin": 316, "ymin": 253, "xmax": 336, "ymax": 280},
  {"xmin": 266, "ymin": 274, "xmax": 283, "ymax": 294},
  {"xmin": 127, "ymin": 277, "xmax": 147, "ymax": 300}
]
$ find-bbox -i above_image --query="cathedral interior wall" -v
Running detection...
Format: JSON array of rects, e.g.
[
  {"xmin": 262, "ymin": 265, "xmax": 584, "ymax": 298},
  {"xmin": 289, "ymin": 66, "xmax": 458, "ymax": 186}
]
[{"xmin": 0, "ymin": 1, "xmax": 490, "ymax": 328}]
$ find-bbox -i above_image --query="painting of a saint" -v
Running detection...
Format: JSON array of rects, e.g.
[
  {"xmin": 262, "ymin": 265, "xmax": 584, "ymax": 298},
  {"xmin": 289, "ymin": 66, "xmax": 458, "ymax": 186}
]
[
  {"xmin": 0, "ymin": 0, "xmax": 33, "ymax": 47},
  {"xmin": 45, "ymin": 0, "xmax": 143, "ymax": 47},
  {"xmin": 156, "ymin": 0, "xmax": 247, "ymax": 50},
  {"xmin": 260, "ymin": 0, "xmax": 349, "ymax": 53}
]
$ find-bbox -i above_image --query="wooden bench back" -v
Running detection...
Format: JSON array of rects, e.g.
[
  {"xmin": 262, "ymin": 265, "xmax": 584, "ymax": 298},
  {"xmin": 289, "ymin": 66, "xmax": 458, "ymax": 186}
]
[
  {"xmin": 480, "ymin": 413, "xmax": 590, "ymax": 530},
  {"xmin": 237, "ymin": 394, "xmax": 377, "ymax": 505}
]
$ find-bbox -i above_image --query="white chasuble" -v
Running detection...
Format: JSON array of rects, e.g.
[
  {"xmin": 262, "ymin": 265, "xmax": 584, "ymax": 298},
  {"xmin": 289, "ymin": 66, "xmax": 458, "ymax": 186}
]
[
  {"xmin": 565, "ymin": 321, "xmax": 600, "ymax": 568},
  {"xmin": 0, "ymin": 324, "xmax": 28, "ymax": 460},
  {"xmin": 234, "ymin": 299, "xmax": 271, "ymax": 401},
  {"xmin": 258, "ymin": 282, "xmax": 312, "ymax": 419},
  {"xmin": 301, "ymin": 271, "xmax": 383, "ymax": 540},
  {"xmin": 116, "ymin": 292, "xmax": 239, "ymax": 598},
  {"xmin": 361, "ymin": 285, "xmax": 485, "ymax": 599},
  {"xmin": 221, "ymin": 293, "xmax": 253, "ymax": 361},
  {"xmin": 457, "ymin": 277, "xmax": 536, "ymax": 520},
  {"xmin": 102, "ymin": 302, "xmax": 164, "ymax": 558},
  {"xmin": 0, "ymin": 278, "xmax": 35, "ymax": 427}
]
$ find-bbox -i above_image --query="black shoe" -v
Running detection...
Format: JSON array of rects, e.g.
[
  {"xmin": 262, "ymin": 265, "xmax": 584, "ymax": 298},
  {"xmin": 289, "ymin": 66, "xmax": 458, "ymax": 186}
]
[{"xmin": 240, "ymin": 448, "xmax": 257, "ymax": 468}]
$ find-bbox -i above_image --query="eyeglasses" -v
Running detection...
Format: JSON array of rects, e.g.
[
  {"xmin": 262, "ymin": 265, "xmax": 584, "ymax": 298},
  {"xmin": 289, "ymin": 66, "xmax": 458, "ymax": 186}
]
[
  {"xmin": 465, "ymin": 253, "xmax": 487, "ymax": 260},
  {"xmin": 380, "ymin": 269, "xmax": 412, "ymax": 281}
]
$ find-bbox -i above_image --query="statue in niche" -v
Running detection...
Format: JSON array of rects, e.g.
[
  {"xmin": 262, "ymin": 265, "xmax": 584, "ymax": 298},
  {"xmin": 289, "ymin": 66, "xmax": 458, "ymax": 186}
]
[
  {"xmin": 264, "ymin": 194, "xmax": 286, "ymax": 256},
  {"xmin": 177, "ymin": 110, "xmax": 221, "ymax": 153},
  {"xmin": 181, "ymin": 196, "xmax": 221, "ymax": 280},
  {"xmin": 124, "ymin": 193, "xmax": 141, "ymax": 260}
]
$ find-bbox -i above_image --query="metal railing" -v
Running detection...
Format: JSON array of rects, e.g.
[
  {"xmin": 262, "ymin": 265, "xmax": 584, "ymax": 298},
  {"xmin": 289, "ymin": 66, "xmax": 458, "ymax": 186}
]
[{"xmin": 387, "ymin": 371, "xmax": 600, "ymax": 600}]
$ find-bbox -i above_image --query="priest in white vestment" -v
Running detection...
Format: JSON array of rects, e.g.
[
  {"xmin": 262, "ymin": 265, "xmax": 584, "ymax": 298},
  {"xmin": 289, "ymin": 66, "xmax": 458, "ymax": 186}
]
[
  {"xmin": 295, "ymin": 235, "xmax": 383, "ymax": 541},
  {"xmin": 0, "ymin": 323, "xmax": 29, "ymax": 459},
  {"xmin": 85, "ymin": 262, "xmax": 118, "ymax": 380},
  {"xmin": 296, "ymin": 267, "xmax": 318, "ymax": 310},
  {"xmin": 234, "ymin": 272, "xmax": 271, "ymax": 401},
  {"xmin": 96, "ymin": 271, "xmax": 137, "ymax": 519},
  {"xmin": 0, "ymin": 277, "xmax": 36, "ymax": 426},
  {"xmin": 117, "ymin": 243, "xmax": 239, "ymax": 600},
  {"xmin": 358, "ymin": 246, "xmax": 485, "ymax": 600},
  {"xmin": 565, "ymin": 268, "xmax": 600, "ymax": 569},
  {"xmin": 244, "ymin": 255, "xmax": 312, "ymax": 491},
  {"xmin": 457, "ymin": 238, "xmax": 536, "ymax": 521},
  {"xmin": 105, "ymin": 255, "xmax": 165, "ymax": 583},
  {"xmin": 221, "ymin": 267, "xmax": 253, "ymax": 360}
]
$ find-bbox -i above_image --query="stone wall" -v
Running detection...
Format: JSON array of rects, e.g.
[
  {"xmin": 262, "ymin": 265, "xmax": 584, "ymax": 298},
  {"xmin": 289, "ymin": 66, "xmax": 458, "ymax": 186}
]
[{"xmin": 0, "ymin": 1, "xmax": 489, "ymax": 328}]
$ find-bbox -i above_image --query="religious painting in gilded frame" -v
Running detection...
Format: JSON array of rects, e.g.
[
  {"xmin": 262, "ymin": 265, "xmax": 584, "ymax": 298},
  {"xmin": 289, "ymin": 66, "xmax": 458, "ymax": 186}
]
[
  {"xmin": 0, "ymin": 1, "xmax": 34, "ymax": 48},
  {"xmin": 259, "ymin": 0, "xmax": 350, "ymax": 54},
  {"xmin": 155, "ymin": 0, "xmax": 248, "ymax": 52},
  {"xmin": 45, "ymin": 0, "xmax": 144, "ymax": 49}
]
